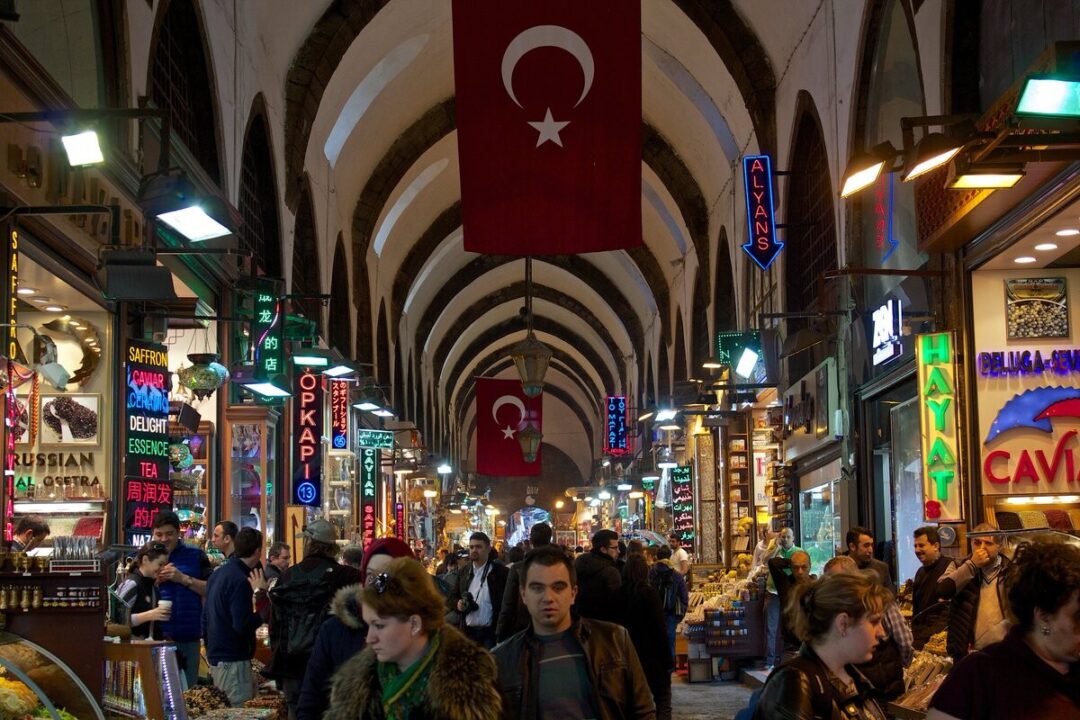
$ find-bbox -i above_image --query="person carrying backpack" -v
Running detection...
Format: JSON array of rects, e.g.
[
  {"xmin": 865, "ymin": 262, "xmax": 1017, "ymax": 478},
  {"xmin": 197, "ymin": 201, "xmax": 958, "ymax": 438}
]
[
  {"xmin": 649, "ymin": 545, "xmax": 689, "ymax": 661},
  {"xmin": 266, "ymin": 520, "xmax": 359, "ymax": 720}
]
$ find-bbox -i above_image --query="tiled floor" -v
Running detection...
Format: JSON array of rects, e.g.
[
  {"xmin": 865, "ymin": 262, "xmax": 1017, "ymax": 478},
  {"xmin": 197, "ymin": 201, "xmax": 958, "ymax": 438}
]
[{"xmin": 671, "ymin": 671, "xmax": 755, "ymax": 720}]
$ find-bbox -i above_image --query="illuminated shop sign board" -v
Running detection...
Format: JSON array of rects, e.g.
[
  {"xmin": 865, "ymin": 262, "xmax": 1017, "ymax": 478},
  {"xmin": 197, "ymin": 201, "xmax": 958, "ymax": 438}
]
[
  {"xmin": 292, "ymin": 370, "xmax": 323, "ymax": 507},
  {"xmin": 741, "ymin": 154, "xmax": 783, "ymax": 270},
  {"xmin": 252, "ymin": 279, "xmax": 284, "ymax": 405},
  {"xmin": 977, "ymin": 349, "xmax": 1080, "ymax": 377},
  {"xmin": 360, "ymin": 447, "xmax": 379, "ymax": 550},
  {"xmin": 330, "ymin": 380, "xmax": 350, "ymax": 450},
  {"xmin": 2, "ymin": 226, "xmax": 17, "ymax": 540},
  {"xmin": 873, "ymin": 172, "xmax": 898, "ymax": 261},
  {"xmin": 671, "ymin": 465, "xmax": 695, "ymax": 546},
  {"xmin": 395, "ymin": 502, "xmax": 405, "ymax": 540},
  {"xmin": 871, "ymin": 298, "xmax": 903, "ymax": 366},
  {"xmin": 981, "ymin": 385, "xmax": 1080, "ymax": 489},
  {"xmin": 357, "ymin": 428, "xmax": 394, "ymax": 450},
  {"xmin": 124, "ymin": 339, "xmax": 173, "ymax": 541},
  {"xmin": 605, "ymin": 395, "xmax": 628, "ymax": 456},
  {"xmin": 916, "ymin": 333, "xmax": 964, "ymax": 522}
]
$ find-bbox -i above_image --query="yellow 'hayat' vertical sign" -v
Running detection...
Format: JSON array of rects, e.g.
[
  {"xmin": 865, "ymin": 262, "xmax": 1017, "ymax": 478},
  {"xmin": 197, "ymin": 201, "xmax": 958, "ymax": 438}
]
[{"xmin": 916, "ymin": 332, "xmax": 964, "ymax": 522}]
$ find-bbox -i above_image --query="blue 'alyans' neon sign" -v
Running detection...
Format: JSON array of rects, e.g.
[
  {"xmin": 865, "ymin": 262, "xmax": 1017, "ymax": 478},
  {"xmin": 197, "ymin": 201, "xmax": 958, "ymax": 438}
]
[{"xmin": 742, "ymin": 154, "xmax": 784, "ymax": 270}]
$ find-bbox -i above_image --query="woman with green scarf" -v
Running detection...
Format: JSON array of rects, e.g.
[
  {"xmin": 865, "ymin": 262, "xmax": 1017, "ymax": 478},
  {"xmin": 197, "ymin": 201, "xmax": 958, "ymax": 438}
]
[{"xmin": 324, "ymin": 557, "xmax": 501, "ymax": 720}]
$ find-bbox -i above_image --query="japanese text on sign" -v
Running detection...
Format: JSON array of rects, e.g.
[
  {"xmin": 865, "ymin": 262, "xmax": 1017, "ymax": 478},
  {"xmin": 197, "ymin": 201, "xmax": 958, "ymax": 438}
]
[
  {"xmin": 330, "ymin": 380, "xmax": 350, "ymax": 449},
  {"xmin": 605, "ymin": 396, "xmax": 628, "ymax": 456},
  {"xmin": 671, "ymin": 465, "xmax": 695, "ymax": 547},
  {"xmin": 293, "ymin": 370, "xmax": 323, "ymax": 507},
  {"xmin": 916, "ymin": 333, "xmax": 963, "ymax": 522}
]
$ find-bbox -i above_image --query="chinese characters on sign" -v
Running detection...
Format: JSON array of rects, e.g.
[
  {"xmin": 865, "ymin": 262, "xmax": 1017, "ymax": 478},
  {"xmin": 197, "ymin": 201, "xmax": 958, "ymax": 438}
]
[
  {"xmin": 293, "ymin": 370, "xmax": 323, "ymax": 507},
  {"xmin": 360, "ymin": 448, "xmax": 379, "ymax": 550},
  {"xmin": 605, "ymin": 396, "xmax": 628, "ymax": 456},
  {"xmin": 124, "ymin": 339, "xmax": 172, "ymax": 541},
  {"xmin": 357, "ymin": 428, "xmax": 394, "ymax": 450},
  {"xmin": 671, "ymin": 465, "xmax": 695, "ymax": 547},
  {"xmin": 741, "ymin": 155, "xmax": 783, "ymax": 270},
  {"xmin": 330, "ymin": 380, "xmax": 350, "ymax": 449},
  {"xmin": 916, "ymin": 333, "xmax": 963, "ymax": 522},
  {"xmin": 252, "ymin": 279, "xmax": 284, "ymax": 404}
]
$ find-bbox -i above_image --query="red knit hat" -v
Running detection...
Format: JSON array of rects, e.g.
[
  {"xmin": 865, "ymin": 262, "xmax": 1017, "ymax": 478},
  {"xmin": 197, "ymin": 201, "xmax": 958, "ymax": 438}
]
[{"xmin": 359, "ymin": 537, "xmax": 415, "ymax": 582}]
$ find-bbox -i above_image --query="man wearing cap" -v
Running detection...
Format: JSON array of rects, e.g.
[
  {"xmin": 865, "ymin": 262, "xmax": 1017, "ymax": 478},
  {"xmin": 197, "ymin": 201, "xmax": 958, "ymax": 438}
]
[{"xmin": 266, "ymin": 519, "xmax": 359, "ymax": 720}]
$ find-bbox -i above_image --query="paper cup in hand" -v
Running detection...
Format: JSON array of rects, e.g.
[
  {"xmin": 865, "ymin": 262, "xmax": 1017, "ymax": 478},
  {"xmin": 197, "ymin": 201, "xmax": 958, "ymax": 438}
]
[{"xmin": 157, "ymin": 600, "xmax": 172, "ymax": 618}]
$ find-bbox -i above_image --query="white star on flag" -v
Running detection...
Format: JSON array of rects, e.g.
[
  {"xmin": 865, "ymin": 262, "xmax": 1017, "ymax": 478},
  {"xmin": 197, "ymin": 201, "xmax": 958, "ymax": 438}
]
[
  {"xmin": 502, "ymin": 425, "xmax": 516, "ymax": 439},
  {"xmin": 528, "ymin": 108, "xmax": 569, "ymax": 147}
]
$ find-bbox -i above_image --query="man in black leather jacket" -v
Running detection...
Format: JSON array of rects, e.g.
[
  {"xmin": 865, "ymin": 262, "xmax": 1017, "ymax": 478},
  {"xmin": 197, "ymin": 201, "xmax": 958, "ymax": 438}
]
[{"xmin": 493, "ymin": 545, "xmax": 655, "ymax": 720}]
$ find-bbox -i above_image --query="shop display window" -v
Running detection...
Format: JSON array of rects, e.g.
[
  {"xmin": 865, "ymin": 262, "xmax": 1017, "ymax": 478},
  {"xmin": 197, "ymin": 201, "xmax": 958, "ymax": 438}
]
[
  {"xmin": 223, "ymin": 408, "xmax": 279, "ymax": 544},
  {"xmin": 0, "ymin": 630, "xmax": 105, "ymax": 720},
  {"xmin": 800, "ymin": 479, "xmax": 843, "ymax": 575}
]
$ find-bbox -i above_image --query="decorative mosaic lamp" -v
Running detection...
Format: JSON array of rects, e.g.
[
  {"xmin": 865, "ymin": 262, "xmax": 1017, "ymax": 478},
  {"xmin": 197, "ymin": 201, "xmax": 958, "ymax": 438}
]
[{"xmin": 177, "ymin": 353, "xmax": 230, "ymax": 400}]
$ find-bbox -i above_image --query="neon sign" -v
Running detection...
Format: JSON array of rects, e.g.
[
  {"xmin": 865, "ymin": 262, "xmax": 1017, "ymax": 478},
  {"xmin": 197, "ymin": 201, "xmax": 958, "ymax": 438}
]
[
  {"xmin": 874, "ymin": 172, "xmax": 898, "ymax": 261},
  {"xmin": 252, "ymin": 278, "xmax": 284, "ymax": 405},
  {"xmin": 2, "ymin": 226, "xmax": 18, "ymax": 540},
  {"xmin": 671, "ymin": 465, "xmax": 695, "ymax": 546},
  {"xmin": 357, "ymin": 428, "xmax": 393, "ymax": 450},
  {"xmin": 124, "ymin": 339, "xmax": 172, "ymax": 541},
  {"xmin": 741, "ymin": 154, "xmax": 783, "ymax": 270},
  {"xmin": 977, "ymin": 349, "xmax": 1080, "ymax": 377},
  {"xmin": 293, "ymin": 369, "xmax": 323, "ymax": 507},
  {"xmin": 360, "ymin": 447, "xmax": 379, "ymax": 549},
  {"xmin": 916, "ymin": 333, "xmax": 963, "ymax": 522},
  {"xmin": 330, "ymin": 380, "xmax": 350, "ymax": 449},
  {"xmin": 605, "ymin": 396, "xmax": 628, "ymax": 456},
  {"xmin": 394, "ymin": 502, "xmax": 405, "ymax": 540}
]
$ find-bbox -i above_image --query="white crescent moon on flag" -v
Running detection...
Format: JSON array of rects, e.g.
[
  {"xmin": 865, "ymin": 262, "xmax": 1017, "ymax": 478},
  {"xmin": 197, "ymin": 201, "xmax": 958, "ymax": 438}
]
[
  {"xmin": 492, "ymin": 394, "xmax": 526, "ymax": 425},
  {"xmin": 501, "ymin": 25, "xmax": 595, "ymax": 109}
]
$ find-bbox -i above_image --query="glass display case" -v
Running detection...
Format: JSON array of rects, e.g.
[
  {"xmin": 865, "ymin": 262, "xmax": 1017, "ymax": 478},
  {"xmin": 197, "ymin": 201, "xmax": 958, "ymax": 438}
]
[
  {"xmin": 103, "ymin": 641, "xmax": 186, "ymax": 720},
  {"xmin": 325, "ymin": 451, "xmax": 356, "ymax": 542},
  {"xmin": 223, "ymin": 406, "xmax": 280, "ymax": 544},
  {"xmin": 0, "ymin": 630, "xmax": 104, "ymax": 720},
  {"xmin": 799, "ymin": 477, "xmax": 844, "ymax": 576},
  {"xmin": 169, "ymin": 421, "xmax": 215, "ymax": 545}
]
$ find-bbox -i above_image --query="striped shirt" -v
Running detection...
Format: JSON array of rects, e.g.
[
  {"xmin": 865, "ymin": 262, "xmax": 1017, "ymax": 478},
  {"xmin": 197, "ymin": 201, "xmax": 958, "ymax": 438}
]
[{"xmin": 537, "ymin": 630, "xmax": 597, "ymax": 720}]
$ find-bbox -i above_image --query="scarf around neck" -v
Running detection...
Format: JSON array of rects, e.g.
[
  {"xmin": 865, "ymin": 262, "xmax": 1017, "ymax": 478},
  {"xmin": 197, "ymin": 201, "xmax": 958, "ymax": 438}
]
[{"xmin": 377, "ymin": 630, "xmax": 442, "ymax": 720}]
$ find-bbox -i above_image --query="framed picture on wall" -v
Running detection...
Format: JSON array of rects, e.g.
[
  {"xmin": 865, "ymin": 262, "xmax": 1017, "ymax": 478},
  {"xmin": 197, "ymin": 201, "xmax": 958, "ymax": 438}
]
[
  {"xmin": 39, "ymin": 394, "xmax": 101, "ymax": 445},
  {"xmin": 1005, "ymin": 277, "xmax": 1069, "ymax": 340}
]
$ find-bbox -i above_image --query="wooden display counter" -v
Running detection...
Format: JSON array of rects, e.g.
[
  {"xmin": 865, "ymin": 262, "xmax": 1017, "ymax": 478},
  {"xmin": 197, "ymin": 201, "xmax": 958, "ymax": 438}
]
[{"xmin": 103, "ymin": 641, "xmax": 186, "ymax": 720}]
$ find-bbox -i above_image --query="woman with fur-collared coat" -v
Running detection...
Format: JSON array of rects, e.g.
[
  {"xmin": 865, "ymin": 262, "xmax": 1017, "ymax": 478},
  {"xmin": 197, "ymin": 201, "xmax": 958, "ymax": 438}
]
[{"xmin": 324, "ymin": 557, "xmax": 501, "ymax": 720}]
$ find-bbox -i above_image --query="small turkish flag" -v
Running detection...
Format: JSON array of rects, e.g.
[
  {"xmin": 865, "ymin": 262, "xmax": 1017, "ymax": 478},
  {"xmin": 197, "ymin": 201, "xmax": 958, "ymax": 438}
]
[
  {"xmin": 476, "ymin": 377, "xmax": 542, "ymax": 477},
  {"xmin": 452, "ymin": 0, "xmax": 641, "ymax": 255}
]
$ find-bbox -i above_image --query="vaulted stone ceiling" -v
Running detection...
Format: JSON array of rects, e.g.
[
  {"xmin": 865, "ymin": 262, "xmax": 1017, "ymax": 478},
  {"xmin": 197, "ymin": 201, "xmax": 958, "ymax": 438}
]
[{"xmin": 279, "ymin": 0, "xmax": 779, "ymax": 482}]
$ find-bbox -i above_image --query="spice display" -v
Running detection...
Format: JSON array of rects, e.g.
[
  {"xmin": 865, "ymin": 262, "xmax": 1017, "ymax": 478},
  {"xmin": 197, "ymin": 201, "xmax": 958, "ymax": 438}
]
[
  {"xmin": 244, "ymin": 692, "xmax": 287, "ymax": 720},
  {"xmin": 42, "ymin": 396, "xmax": 98, "ymax": 440},
  {"xmin": 185, "ymin": 685, "xmax": 232, "ymax": 715},
  {"xmin": 0, "ymin": 676, "xmax": 40, "ymax": 718},
  {"xmin": 1006, "ymin": 277, "xmax": 1069, "ymax": 339}
]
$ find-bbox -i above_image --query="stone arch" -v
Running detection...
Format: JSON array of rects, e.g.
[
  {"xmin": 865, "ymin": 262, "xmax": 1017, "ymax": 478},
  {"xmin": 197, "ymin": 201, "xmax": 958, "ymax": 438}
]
[
  {"xmin": 291, "ymin": 178, "xmax": 323, "ymax": 337},
  {"xmin": 238, "ymin": 95, "xmax": 282, "ymax": 279},
  {"xmin": 329, "ymin": 235, "xmax": 351, "ymax": 355},
  {"xmin": 714, "ymin": 229, "xmax": 737, "ymax": 333},
  {"xmin": 148, "ymin": 0, "xmax": 223, "ymax": 184},
  {"xmin": 784, "ymin": 93, "xmax": 837, "ymax": 382},
  {"xmin": 674, "ymin": 308, "xmax": 688, "ymax": 382}
]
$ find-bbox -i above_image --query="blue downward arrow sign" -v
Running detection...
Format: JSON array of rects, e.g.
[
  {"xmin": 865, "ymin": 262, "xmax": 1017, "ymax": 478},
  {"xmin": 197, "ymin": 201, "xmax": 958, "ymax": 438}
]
[{"xmin": 741, "ymin": 155, "xmax": 784, "ymax": 271}]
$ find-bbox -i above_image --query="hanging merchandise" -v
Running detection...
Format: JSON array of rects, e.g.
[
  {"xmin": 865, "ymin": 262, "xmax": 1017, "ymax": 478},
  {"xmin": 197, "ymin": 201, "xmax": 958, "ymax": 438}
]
[{"xmin": 177, "ymin": 353, "xmax": 230, "ymax": 400}]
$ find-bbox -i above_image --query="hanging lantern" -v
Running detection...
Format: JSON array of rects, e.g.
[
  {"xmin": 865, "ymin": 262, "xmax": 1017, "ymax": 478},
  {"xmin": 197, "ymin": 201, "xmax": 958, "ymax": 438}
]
[
  {"xmin": 510, "ymin": 332, "xmax": 551, "ymax": 398},
  {"xmin": 178, "ymin": 353, "xmax": 230, "ymax": 399},
  {"xmin": 517, "ymin": 424, "xmax": 543, "ymax": 463}
]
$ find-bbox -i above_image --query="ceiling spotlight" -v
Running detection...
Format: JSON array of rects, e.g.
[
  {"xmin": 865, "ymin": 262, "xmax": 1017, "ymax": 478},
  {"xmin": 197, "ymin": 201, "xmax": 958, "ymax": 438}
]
[
  {"xmin": 616, "ymin": 483, "xmax": 632, "ymax": 491},
  {"xmin": 1016, "ymin": 74, "xmax": 1080, "ymax": 118},
  {"xmin": 1034, "ymin": 243, "xmax": 1059, "ymax": 251},
  {"xmin": 658, "ymin": 422, "xmax": 681, "ymax": 431},
  {"xmin": 372, "ymin": 408, "xmax": 395, "ymax": 418},
  {"xmin": 637, "ymin": 410, "xmax": 655, "ymax": 422},
  {"xmin": 423, "ymin": 489, "xmax": 438, "ymax": 498},
  {"xmin": 1055, "ymin": 229, "xmax": 1079, "ymax": 237},
  {"xmin": 16, "ymin": 288, "xmax": 35, "ymax": 296},
  {"xmin": 702, "ymin": 359, "xmax": 723, "ymax": 369},
  {"xmin": 902, "ymin": 132, "xmax": 962, "ymax": 182},
  {"xmin": 657, "ymin": 446, "xmax": 677, "ymax": 469},
  {"xmin": 598, "ymin": 490, "xmax": 612, "ymax": 500},
  {"xmin": 947, "ymin": 163, "xmax": 1025, "ymax": 189},
  {"xmin": 44, "ymin": 305, "xmax": 66, "ymax": 312},
  {"xmin": 1014, "ymin": 256, "xmax": 1037, "ymax": 264},
  {"xmin": 735, "ymin": 347, "xmax": 759, "ymax": 379},
  {"xmin": 554, "ymin": 499, "xmax": 565, "ymax": 509},
  {"xmin": 437, "ymin": 463, "xmax": 452, "ymax": 475},
  {"xmin": 655, "ymin": 408, "xmax": 678, "ymax": 422},
  {"xmin": 629, "ymin": 491, "xmax": 645, "ymax": 499}
]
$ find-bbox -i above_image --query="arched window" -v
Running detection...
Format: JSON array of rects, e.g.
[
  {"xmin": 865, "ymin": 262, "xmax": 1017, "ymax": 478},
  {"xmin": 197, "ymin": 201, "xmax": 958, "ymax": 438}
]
[
  {"xmin": 714, "ymin": 231, "xmax": 736, "ymax": 334},
  {"xmin": 238, "ymin": 108, "xmax": 282, "ymax": 278},
  {"xmin": 292, "ymin": 183, "xmax": 323, "ymax": 337},
  {"xmin": 784, "ymin": 103, "xmax": 837, "ymax": 381},
  {"xmin": 149, "ymin": 0, "xmax": 221, "ymax": 183},
  {"xmin": 673, "ymin": 309, "xmax": 687, "ymax": 383},
  {"xmin": 328, "ymin": 237, "xmax": 351, "ymax": 355}
]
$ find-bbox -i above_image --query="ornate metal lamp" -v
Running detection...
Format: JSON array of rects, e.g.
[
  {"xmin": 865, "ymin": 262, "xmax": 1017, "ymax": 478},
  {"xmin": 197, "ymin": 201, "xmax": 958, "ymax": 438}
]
[{"xmin": 510, "ymin": 257, "xmax": 551, "ymax": 398}]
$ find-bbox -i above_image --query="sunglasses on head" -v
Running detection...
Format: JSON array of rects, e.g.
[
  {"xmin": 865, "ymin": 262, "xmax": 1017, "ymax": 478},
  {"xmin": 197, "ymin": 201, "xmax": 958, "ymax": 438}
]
[
  {"xmin": 148, "ymin": 542, "xmax": 168, "ymax": 553},
  {"xmin": 371, "ymin": 572, "xmax": 401, "ymax": 595}
]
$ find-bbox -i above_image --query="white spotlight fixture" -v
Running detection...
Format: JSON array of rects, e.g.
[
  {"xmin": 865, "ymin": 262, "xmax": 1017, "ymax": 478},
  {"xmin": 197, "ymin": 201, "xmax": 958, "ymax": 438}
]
[{"xmin": 61, "ymin": 130, "xmax": 105, "ymax": 167}]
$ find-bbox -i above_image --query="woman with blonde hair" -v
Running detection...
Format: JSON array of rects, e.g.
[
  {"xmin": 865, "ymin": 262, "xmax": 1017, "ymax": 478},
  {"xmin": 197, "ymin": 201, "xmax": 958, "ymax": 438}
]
[
  {"xmin": 324, "ymin": 557, "xmax": 501, "ymax": 720},
  {"xmin": 752, "ymin": 572, "xmax": 892, "ymax": 719}
]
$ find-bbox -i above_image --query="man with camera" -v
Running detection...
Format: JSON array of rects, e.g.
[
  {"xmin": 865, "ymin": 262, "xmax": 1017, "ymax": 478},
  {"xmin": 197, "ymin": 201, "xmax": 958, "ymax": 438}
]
[{"xmin": 448, "ymin": 531, "xmax": 508, "ymax": 648}]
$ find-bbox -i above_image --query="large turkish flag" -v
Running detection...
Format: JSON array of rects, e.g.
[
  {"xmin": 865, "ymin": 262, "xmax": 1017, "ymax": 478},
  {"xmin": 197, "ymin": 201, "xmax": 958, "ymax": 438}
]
[
  {"xmin": 476, "ymin": 377, "xmax": 542, "ymax": 476},
  {"xmin": 452, "ymin": 0, "xmax": 641, "ymax": 255}
]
